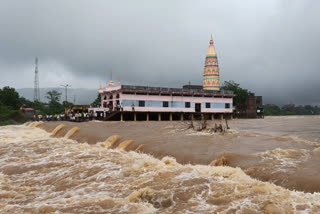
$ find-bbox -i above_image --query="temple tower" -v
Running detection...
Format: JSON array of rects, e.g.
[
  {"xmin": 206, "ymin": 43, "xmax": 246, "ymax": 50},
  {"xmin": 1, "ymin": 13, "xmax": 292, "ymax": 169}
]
[{"xmin": 203, "ymin": 35, "xmax": 220, "ymax": 90}]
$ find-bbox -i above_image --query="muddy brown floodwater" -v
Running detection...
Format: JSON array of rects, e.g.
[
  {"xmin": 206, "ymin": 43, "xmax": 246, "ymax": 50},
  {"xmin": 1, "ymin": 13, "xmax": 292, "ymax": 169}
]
[{"xmin": 0, "ymin": 116, "xmax": 320, "ymax": 213}]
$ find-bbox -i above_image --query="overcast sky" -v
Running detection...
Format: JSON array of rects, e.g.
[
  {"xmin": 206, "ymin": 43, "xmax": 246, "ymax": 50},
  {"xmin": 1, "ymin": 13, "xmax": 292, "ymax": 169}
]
[{"xmin": 0, "ymin": 0, "xmax": 319, "ymax": 105}]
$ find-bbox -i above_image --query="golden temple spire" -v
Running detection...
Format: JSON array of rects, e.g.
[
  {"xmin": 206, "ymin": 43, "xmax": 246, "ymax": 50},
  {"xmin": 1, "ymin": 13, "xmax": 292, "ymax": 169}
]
[
  {"xmin": 203, "ymin": 34, "xmax": 220, "ymax": 90},
  {"xmin": 207, "ymin": 34, "xmax": 216, "ymax": 56}
]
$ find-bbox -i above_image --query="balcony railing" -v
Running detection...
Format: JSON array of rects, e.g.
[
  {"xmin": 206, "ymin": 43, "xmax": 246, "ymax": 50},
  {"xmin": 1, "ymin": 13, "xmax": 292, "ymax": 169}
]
[{"xmin": 121, "ymin": 85, "xmax": 234, "ymax": 95}]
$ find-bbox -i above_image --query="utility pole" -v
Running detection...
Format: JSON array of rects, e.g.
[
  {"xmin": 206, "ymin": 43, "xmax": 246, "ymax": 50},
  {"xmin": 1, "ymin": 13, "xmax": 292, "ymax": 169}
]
[
  {"xmin": 33, "ymin": 57, "xmax": 40, "ymax": 101},
  {"xmin": 60, "ymin": 84, "xmax": 71, "ymax": 104}
]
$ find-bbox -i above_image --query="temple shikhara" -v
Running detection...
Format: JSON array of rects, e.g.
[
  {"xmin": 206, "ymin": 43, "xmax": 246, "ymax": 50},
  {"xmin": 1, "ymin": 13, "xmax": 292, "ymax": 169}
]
[
  {"xmin": 89, "ymin": 35, "xmax": 234, "ymax": 121},
  {"xmin": 203, "ymin": 35, "xmax": 220, "ymax": 90}
]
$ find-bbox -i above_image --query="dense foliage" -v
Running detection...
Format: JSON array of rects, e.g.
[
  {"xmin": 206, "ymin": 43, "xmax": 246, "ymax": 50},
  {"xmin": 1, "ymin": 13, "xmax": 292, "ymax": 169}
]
[
  {"xmin": 221, "ymin": 81, "xmax": 248, "ymax": 107},
  {"xmin": 91, "ymin": 94, "xmax": 101, "ymax": 107},
  {"xmin": 0, "ymin": 87, "xmax": 27, "ymax": 125},
  {"xmin": 264, "ymin": 104, "xmax": 320, "ymax": 116},
  {"xmin": 0, "ymin": 86, "xmax": 72, "ymax": 125}
]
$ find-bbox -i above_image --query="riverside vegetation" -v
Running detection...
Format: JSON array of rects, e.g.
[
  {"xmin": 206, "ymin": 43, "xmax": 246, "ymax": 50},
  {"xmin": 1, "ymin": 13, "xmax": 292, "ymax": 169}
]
[{"xmin": 0, "ymin": 86, "xmax": 72, "ymax": 126}]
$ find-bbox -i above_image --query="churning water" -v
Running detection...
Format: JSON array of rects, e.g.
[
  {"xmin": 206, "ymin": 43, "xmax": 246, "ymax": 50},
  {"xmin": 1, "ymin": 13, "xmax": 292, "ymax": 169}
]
[
  {"xmin": 0, "ymin": 118, "xmax": 320, "ymax": 213},
  {"xmin": 0, "ymin": 123, "xmax": 320, "ymax": 213}
]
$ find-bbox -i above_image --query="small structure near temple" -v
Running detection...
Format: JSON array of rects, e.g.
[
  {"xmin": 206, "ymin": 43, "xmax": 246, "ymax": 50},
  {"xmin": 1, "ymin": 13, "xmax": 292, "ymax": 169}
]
[
  {"xmin": 234, "ymin": 93, "xmax": 264, "ymax": 118},
  {"xmin": 89, "ymin": 35, "xmax": 234, "ymax": 121},
  {"xmin": 20, "ymin": 107, "xmax": 35, "ymax": 116}
]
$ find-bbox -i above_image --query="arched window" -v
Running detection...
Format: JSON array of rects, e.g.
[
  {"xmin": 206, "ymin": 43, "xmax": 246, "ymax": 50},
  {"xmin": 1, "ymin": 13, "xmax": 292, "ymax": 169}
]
[
  {"xmin": 116, "ymin": 94, "xmax": 120, "ymax": 99},
  {"xmin": 110, "ymin": 94, "xmax": 113, "ymax": 99},
  {"xmin": 104, "ymin": 96, "xmax": 107, "ymax": 100}
]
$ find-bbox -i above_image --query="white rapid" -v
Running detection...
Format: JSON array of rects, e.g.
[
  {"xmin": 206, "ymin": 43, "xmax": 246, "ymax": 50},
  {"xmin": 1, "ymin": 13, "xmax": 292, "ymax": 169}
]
[{"xmin": 0, "ymin": 125, "xmax": 319, "ymax": 213}]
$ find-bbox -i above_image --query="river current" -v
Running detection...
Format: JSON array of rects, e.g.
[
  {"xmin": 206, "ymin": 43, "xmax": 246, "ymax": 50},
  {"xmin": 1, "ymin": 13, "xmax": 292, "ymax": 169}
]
[{"xmin": 0, "ymin": 120, "xmax": 320, "ymax": 213}]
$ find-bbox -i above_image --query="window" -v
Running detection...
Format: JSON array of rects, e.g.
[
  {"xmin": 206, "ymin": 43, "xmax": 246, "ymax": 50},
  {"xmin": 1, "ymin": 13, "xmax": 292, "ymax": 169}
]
[
  {"xmin": 185, "ymin": 102, "xmax": 191, "ymax": 108},
  {"xmin": 225, "ymin": 103, "xmax": 230, "ymax": 109},
  {"xmin": 163, "ymin": 101, "xmax": 169, "ymax": 107},
  {"xmin": 206, "ymin": 103, "xmax": 211, "ymax": 108},
  {"xmin": 139, "ymin": 100, "xmax": 145, "ymax": 107},
  {"xmin": 104, "ymin": 96, "xmax": 107, "ymax": 100}
]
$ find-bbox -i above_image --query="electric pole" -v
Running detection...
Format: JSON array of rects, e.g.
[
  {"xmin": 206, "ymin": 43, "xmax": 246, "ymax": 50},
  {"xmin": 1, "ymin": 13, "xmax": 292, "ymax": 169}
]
[{"xmin": 61, "ymin": 84, "xmax": 71, "ymax": 104}]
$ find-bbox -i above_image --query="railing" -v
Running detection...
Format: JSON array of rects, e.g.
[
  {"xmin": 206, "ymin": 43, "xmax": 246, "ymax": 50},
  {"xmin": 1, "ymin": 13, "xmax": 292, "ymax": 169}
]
[{"xmin": 121, "ymin": 85, "xmax": 234, "ymax": 95}]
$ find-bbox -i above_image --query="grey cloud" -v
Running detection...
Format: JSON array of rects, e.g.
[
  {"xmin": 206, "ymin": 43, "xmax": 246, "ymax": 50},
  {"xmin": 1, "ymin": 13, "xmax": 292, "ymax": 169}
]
[{"xmin": 0, "ymin": 0, "xmax": 319, "ymax": 105}]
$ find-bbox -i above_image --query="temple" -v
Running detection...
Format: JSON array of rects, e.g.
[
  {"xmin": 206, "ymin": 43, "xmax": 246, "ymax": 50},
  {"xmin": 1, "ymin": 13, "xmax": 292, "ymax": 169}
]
[
  {"xmin": 203, "ymin": 35, "xmax": 220, "ymax": 90},
  {"xmin": 89, "ymin": 35, "xmax": 233, "ymax": 121}
]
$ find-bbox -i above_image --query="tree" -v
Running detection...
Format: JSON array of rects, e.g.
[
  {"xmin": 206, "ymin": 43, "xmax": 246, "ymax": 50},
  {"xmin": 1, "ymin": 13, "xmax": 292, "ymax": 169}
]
[
  {"xmin": 0, "ymin": 86, "xmax": 20, "ymax": 109},
  {"xmin": 263, "ymin": 104, "xmax": 281, "ymax": 116},
  {"xmin": 45, "ymin": 90, "xmax": 61, "ymax": 104},
  {"xmin": 221, "ymin": 81, "xmax": 248, "ymax": 107},
  {"xmin": 19, "ymin": 96, "xmax": 32, "ymax": 108},
  {"xmin": 91, "ymin": 94, "xmax": 101, "ymax": 107},
  {"xmin": 0, "ymin": 86, "xmax": 27, "ymax": 125},
  {"xmin": 44, "ymin": 90, "xmax": 64, "ymax": 114}
]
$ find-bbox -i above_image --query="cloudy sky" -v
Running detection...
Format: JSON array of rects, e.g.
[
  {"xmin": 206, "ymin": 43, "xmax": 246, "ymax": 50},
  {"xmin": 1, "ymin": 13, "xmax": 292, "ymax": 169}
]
[{"xmin": 0, "ymin": 0, "xmax": 319, "ymax": 105}]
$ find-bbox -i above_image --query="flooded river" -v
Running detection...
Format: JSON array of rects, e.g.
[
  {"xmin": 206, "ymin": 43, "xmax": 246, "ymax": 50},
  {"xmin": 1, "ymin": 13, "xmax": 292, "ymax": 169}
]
[{"xmin": 1, "ymin": 116, "xmax": 320, "ymax": 213}]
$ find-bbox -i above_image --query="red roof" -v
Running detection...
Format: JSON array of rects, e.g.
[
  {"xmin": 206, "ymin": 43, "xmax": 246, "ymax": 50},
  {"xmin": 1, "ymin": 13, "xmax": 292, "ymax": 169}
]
[{"xmin": 23, "ymin": 108, "xmax": 35, "ymax": 111}]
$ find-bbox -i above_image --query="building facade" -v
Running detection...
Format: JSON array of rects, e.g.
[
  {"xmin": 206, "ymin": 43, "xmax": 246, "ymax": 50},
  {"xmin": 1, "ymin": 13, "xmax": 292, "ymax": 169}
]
[
  {"xmin": 89, "ymin": 35, "xmax": 234, "ymax": 120},
  {"xmin": 89, "ymin": 82, "xmax": 234, "ymax": 120}
]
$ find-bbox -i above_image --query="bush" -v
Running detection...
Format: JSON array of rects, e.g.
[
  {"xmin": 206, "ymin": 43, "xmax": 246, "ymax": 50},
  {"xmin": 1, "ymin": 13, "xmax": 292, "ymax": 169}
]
[
  {"xmin": 0, "ymin": 105, "xmax": 28, "ymax": 125},
  {"xmin": 0, "ymin": 119, "xmax": 18, "ymax": 126}
]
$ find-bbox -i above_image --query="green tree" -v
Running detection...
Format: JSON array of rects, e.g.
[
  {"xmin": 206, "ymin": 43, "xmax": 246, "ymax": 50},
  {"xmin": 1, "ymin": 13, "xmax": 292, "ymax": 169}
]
[
  {"xmin": 263, "ymin": 105, "xmax": 281, "ymax": 116},
  {"xmin": 0, "ymin": 86, "xmax": 20, "ymax": 109},
  {"xmin": 0, "ymin": 86, "xmax": 27, "ymax": 125},
  {"xmin": 19, "ymin": 96, "xmax": 32, "ymax": 108},
  {"xmin": 221, "ymin": 81, "xmax": 248, "ymax": 107},
  {"xmin": 45, "ymin": 90, "xmax": 62, "ymax": 103},
  {"xmin": 91, "ymin": 94, "xmax": 101, "ymax": 107},
  {"xmin": 45, "ymin": 90, "xmax": 64, "ymax": 114}
]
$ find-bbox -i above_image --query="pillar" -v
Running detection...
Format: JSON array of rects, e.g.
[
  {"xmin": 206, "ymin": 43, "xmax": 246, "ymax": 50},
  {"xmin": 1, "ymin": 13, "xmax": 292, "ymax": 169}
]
[
  {"xmin": 158, "ymin": 113, "xmax": 161, "ymax": 121},
  {"xmin": 169, "ymin": 113, "xmax": 173, "ymax": 121},
  {"xmin": 211, "ymin": 114, "xmax": 214, "ymax": 120},
  {"xmin": 220, "ymin": 114, "xmax": 224, "ymax": 120},
  {"xmin": 146, "ymin": 113, "xmax": 149, "ymax": 121},
  {"xmin": 201, "ymin": 114, "xmax": 204, "ymax": 120},
  {"xmin": 120, "ymin": 113, "xmax": 123, "ymax": 121},
  {"xmin": 230, "ymin": 114, "xmax": 233, "ymax": 120},
  {"xmin": 134, "ymin": 113, "xmax": 137, "ymax": 121},
  {"xmin": 191, "ymin": 114, "xmax": 194, "ymax": 120},
  {"xmin": 180, "ymin": 113, "xmax": 184, "ymax": 121}
]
